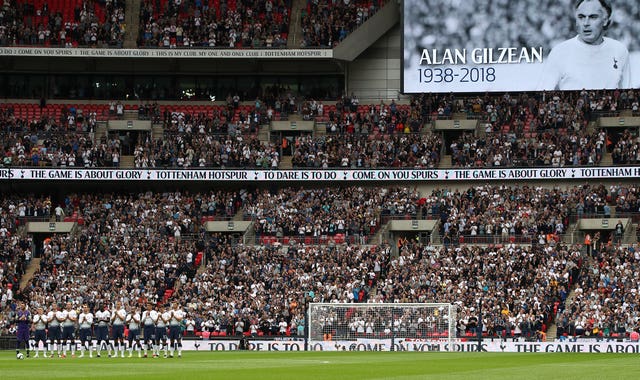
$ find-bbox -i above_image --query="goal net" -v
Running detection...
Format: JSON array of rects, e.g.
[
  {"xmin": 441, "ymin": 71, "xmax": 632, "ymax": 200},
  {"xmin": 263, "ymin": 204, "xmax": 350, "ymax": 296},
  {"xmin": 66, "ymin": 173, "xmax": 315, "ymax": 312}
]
[{"xmin": 307, "ymin": 303, "xmax": 457, "ymax": 351}]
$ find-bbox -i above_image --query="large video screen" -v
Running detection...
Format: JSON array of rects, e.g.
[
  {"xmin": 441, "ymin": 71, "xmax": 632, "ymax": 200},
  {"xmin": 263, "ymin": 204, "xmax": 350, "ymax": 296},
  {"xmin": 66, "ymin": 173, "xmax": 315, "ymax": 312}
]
[{"xmin": 403, "ymin": 0, "xmax": 640, "ymax": 93}]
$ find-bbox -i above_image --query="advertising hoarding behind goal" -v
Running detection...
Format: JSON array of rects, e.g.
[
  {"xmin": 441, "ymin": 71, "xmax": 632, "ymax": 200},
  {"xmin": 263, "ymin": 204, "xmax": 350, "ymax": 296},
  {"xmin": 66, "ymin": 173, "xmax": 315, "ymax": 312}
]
[
  {"xmin": 402, "ymin": 0, "xmax": 640, "ymax": 93},
  {"xmin": 28, "ymin": 339, "xmax": 640, "ymax": 352}
]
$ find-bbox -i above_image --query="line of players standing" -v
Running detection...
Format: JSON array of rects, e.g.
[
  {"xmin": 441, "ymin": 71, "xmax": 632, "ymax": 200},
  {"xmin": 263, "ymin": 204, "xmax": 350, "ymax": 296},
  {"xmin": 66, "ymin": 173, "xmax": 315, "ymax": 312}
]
[{"xmin": 15, "ymin": 300, "xmax": 185, "ymax": 359}]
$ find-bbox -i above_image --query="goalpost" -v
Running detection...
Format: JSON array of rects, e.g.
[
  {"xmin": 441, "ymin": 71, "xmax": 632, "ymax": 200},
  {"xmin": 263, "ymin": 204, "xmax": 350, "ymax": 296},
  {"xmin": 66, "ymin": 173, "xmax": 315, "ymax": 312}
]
[{"xmin": 307, "ymin": 303, "xmax": 457, "ymax": 351}]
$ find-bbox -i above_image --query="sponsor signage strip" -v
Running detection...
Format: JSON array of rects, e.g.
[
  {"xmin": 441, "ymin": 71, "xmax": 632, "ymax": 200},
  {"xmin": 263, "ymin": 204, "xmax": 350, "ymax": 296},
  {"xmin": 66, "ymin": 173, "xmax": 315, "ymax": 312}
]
[
  {"xmin": 1, "ymin": 167, "xmax": 639, "ymax": 182},
  {"xmin": 309, "ymin": 339, "xmax": 640, "ymax": 353},
  {"xmin": 0, "ymin": 47, "xmax": 333, "ymax": 59},
  {"xmin": 28, "ymin": 339, "xmax": 640, "ymax": 353}
]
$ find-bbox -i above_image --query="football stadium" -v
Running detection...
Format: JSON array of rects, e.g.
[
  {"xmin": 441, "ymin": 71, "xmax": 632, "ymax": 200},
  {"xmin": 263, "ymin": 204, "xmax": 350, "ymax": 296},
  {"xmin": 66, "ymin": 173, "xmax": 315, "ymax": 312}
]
[{"xmin": 2, "ymin": 0, "xmax": 640, "ymax": 379}]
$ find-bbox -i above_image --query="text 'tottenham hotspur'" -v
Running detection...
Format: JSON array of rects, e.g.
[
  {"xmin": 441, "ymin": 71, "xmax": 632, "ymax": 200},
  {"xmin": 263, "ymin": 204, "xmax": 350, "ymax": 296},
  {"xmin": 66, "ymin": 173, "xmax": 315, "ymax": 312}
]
[{"xmin": 420, "ymin": 47, "xmax": 544, "ymax": 65}]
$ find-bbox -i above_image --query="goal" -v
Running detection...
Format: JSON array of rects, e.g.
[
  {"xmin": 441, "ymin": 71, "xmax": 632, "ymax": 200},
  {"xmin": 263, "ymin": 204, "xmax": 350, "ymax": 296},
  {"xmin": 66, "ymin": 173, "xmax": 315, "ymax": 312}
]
[{"xmin": 307, "ymin": 303, "xmax": 457, "ymax": 351}]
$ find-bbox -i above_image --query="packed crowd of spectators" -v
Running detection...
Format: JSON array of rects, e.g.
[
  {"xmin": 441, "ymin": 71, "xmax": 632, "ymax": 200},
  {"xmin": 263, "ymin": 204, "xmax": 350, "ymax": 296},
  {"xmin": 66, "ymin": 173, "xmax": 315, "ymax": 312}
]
[
  {"xmin": 556, "ymin": 243, "xmax": 640, "ymax": 338},
  {"xmin": 300, "ymin": 0, "xmax": 386, "ymax": 48},
  {"xmin": 291, "ymin": 133, "xmax": 442, "ymax": 168},
  {"xmin": 0, "ymin": 195, "xmax": 43, "ymax": 333},
  {"xmin": 405, "ymin": 90, "xmax": 640, "ymax": 126},
  {"xmin": 20, "ymin": 190, "xmax": 241, "ymax": 317},
  {"xmin": 244, "ymin": 186, "xmax": 420, "ymax": 244},
  {"xmin": 438, "ymin": 89, "xmax": 640, "ymax": 167},
  {"xmin": 0, "ymin": 0, "xmax": 125, "ymax": 47},
  {"xmin": 460, "ymin": 90, "xmax": 622, "ymax": 131},
  {"xmin": 133, "ymin": 132, "xmax": 280, "ymax": 168},
  {"xmin": 133, "ymin": 103, "xmax": 277, "ymax": 168},
  {"xmin": 160, "ymin": 104, "xmax": 263, "ymax": 134},
  {"xmin": 0, "ymin": 233, "xmax": 32, "ymax": 335},
  {"xmin": 179, "ymin": 242, "xmax": 391, "ymax": 336},
  {"xmin": 4, "ymin": 90, "xmax": 640, "ymax": 170},
  {"xmin": 319, "ymin": 97, "xmax": 422, "ymax": 133},
  {"xmin": 2, "ymin": 182, "xmax": 640, "ymax": 339},
  {"xmin": 421, "ymin": 184, "xmax": 621, "ymax": 245},
  {"xmin": 449, "ymin": 130, "xmax": 605, "ymax": 168},
  {"xmin": 611, "ymin": 129, "xmax": 640, "ymax": 165},
  {"xmin": 2, "ymin": 130, "xmax": 122, "ymax": 168},
  {"xmin": 2, "ymin": 189, "xmax": 245, "ymax": 333},
  {"xmin": 138, "ymin": 0, "xmax": 290, "ymax": 48},
  {"xmin": 0, "ymin": 103, "xmax": 120, "ymax": 167},
  {"xmin": 608, "ymin": 184, "xmax": 640, "ymax": 218},
  {"xmin": 380, "ymin": 240, "xmax": 580, "ymax": 338}
]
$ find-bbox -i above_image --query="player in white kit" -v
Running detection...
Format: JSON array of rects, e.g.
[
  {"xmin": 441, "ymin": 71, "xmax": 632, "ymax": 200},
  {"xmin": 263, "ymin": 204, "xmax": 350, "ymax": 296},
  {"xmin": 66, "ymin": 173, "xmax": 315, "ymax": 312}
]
[
  {"xmin": 168, "ymin": 302, "xmax": 185, "ymax": 358},
  {"xmin": 158, "ymin": 305, "xmax": 171, "ymax": 358},
  {"xmin": 95, "ymin": 304, "xmax": 112, "ymax": 357},
  {"xmin": 32, "ymin": 307, "xmax": 48, "ymax": 358},
  {"xmin": 78, "ymin": 304, "xmax": 94, "ymax": 358},
  {"xmin": 111, "ymin": 301, "xmax": 127, "ymax": 358},
  {"xmin": 47, "ymin": 304, "xmax": 64, "ymax": 357},
  {"xmin": 141, "ymin": 303, "xmax": 158, "ymax": 358},
  {"xmin": 61, "ymin": 302, "xmax": 78, "ymax": 357},
  {"xmin": 126, "ymin": 305, "xmax": 142, "ymax": 358}
]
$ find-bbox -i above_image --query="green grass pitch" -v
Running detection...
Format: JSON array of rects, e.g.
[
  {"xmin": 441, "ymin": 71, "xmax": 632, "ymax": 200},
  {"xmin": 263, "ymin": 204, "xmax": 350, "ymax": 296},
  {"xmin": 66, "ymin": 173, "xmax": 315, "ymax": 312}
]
[{"xmin": 2, "ymin": 351, "xmax": 640, "ymax": 380}]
